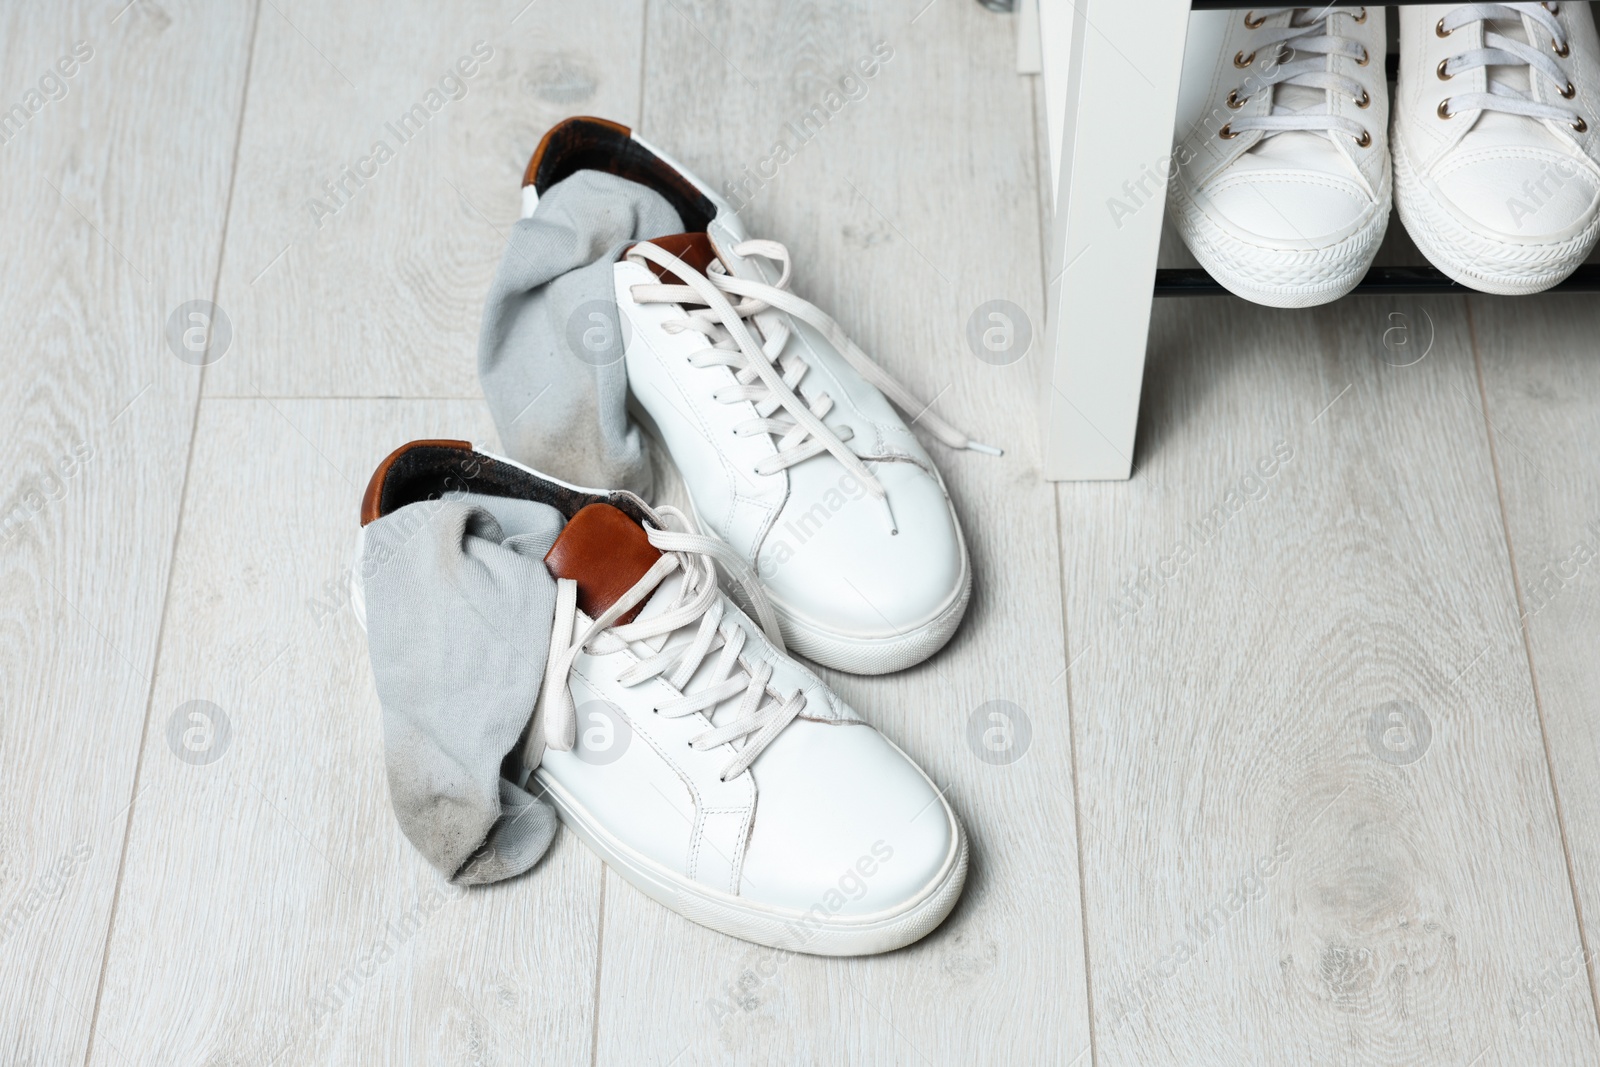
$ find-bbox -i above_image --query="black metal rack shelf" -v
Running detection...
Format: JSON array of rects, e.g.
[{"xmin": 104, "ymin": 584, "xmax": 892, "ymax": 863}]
[{"xmin": 1155, "ymin": 265, "xmax": 1600, "ymax": 296}]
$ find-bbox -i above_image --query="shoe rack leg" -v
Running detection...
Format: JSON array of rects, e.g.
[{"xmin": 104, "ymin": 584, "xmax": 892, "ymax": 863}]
[{"xmin": 1038, "ymin": 0, "xmax": 1190, "ymax": 480}]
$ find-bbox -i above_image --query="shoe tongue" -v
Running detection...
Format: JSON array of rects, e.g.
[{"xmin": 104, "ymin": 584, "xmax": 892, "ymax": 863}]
[
  {"xmin": 1463, "ymin": 16, "xmax": 1554, "ymax": 145},
  {"xmin": 1241, "ymin": 130, "xmax": 1346, "ymax": 175},
  {"xmin": 544, "ymin": 503, "xmax": 661, "ymax": 623},
  {"xmin": 1486, "ymin": 16, "xmax": 1532, "ymax": 95},
  {"xmin": 631, "ymin": 231, "xmax": 722, "ymax": 285}
]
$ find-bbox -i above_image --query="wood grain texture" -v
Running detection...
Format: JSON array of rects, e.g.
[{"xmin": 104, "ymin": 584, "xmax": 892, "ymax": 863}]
[
  {"xmin": 588, "ymin": 2, "xmax": 1093, "ymax": 1064},
  {"xmin": 201, "ymin": 0, "xmax": 645, "ymax": 399},
  {"xmin": 90, "ymin": 399, "xmax": 602, "ymax": 1065},
  {"xmin": 17, "ymin": 0, "xmax": 1599, "ymax": 1062},
  {"xmin": 1470, "ymin": 293, "xmax": 1600, "ymax": 1041},
  {"xmin": 0, "ymin": 3, "xmax": 254, "ymax": 1063},
  {"xmin": 1058, "ymin": 292, "xmax": 1600, "ymax": 1066}
]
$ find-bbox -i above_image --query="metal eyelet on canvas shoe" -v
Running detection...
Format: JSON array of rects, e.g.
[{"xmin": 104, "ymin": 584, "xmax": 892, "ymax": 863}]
[
  {"xmin": 1560, "ymin": 81, "xmax": 1577, "ymax": 99},
  {"xmin": 1351, "ymin": 7, "xmax": 1368, "ymax": 23},
  {"xmin": 1436, "ymin": 18, "xmax": 1453, "ymax": 37},
  {"xmin": 1355, "ymin": 89, "xmax": 1371, "ymax": 108},
  {"xmin": 1356, "ymin": 47, "xmax": 1371, "ymax": 67},
  {"xmin": 1437, "ymin": 98, "xmax": 1454, "ymax": 120},
  {"xmin": 1234, "ymin": 50, "xmax": 1257, "ymax": 68},
  {"xmin": 1227, "ymin": 89, "xmax": 1248, "ymax": 109},
  {"xmin": 1575, "ymin": 116, "xmax": 1590, "ymax": 133},
  {"xmin": 1243, "ymin": 11, "xmax": 1265, "ymax": 29},
  {"xmin": 1554, "ymin": 38, "xmax": 1571, "ymax": 58},
  {"xmin": 1354, "ymin": 130, "xmax": 1372, "ymax": 148},
  {"xmin": 1437, "ymin": 59, "xmax": 1453, "ymax": 81},
  {"xmin": 1219, "ymin": 123, "xmax": 1240, "ymax": 139}
]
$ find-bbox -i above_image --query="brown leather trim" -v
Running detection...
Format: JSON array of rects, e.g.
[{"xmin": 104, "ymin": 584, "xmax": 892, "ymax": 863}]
[
  {"xmin": 543, "ymin": 502, "xmax": 661, "ymax": 624},
  {"xmin": 519, "ymin": 116, "xmax": 715, "ymax": 233},
  {"xmin": 522, "ymin": 116, "xmax": 632, "ymax": 188},
  {"xmin": 627, "ymin": 231, "xmax": 718, "ymax": 286},
  {"xmin": 360, "ymin": 439, "xmax": 473, "ymax": 526}
]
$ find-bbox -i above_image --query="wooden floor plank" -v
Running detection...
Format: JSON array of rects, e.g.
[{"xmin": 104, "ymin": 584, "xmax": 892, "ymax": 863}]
[
  {"xmin": 590, "ymin": 3, "xmax": 1093, "ymax": 1064},
  {"xmin": 0, "ymin": 3, "xmax": 255, "ymax": 1063},
  {"xmin": 1058, "ymin": 290, "xmax": 1600, "ymax": 1066},
  {"xmin": 1470, "ymin": 292, "xmax": 1600, "ymax": 1041},
  {"xmin": 89, "ymin": 399, "xmax": 602, "ymax": 1065},
  {"xmin": 201, "ymin": 0, "xmax": 646, "ymax": 399}
]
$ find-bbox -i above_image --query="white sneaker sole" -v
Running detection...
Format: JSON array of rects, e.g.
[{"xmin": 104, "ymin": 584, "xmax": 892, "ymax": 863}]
[
  {"xmin": 534, "ymin": 758, "xmax": 968, "ymax": 956},
  {"xmin": 1168, "ymin": 167, "xmax": 1391, "ymax": 309},
  {"xmin": 1392, "ymin": 131, "xmax": 1600, "ymax": 296}
]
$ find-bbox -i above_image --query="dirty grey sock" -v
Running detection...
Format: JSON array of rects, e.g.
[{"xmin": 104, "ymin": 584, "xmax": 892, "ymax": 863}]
[
  {"xmin": 477, "ymin": 169, "xmax": 685, "ymax": 499},
  {"xmin": 362, "ymin": 494, "xmax": 564, "ymax": 885}
]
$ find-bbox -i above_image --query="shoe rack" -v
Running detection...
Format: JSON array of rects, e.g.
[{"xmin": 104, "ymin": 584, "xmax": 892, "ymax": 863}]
[{"xmin": 1034, "ymin": 1, "xmax": 1598, "ymax": 481}]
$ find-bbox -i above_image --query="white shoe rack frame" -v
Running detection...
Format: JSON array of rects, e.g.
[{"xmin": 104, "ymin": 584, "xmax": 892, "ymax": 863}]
[{"xmin": 1029, "ymin": 0, "xmax": 1600, "ymax": 481}]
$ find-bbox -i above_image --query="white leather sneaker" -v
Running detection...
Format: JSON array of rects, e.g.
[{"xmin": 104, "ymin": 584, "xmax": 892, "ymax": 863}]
[
  {"xmin": 356, "ymin": 441, "xmax": 968, "ymax": 955},
  {"xmin": 1170, "ymin": 7, "xmax": 1390, "ymax": 307},
  {"xmin": 521, "ymin": 117, "xmax": 999, "ymax": 676},
  {"xmin": 1394, "ymin": 3, "xmax": 1600, "ymax": 294}
]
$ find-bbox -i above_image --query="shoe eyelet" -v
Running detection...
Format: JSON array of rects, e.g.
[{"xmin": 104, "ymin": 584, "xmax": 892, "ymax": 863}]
[
  {"xmin": 1227, "ymin": 89, "xmax": 1248, "ymax": 110},
  {"xmin": 1554, "ymin": 39, "xmax": 1571, "ymax": 58},
  {"xmin": 1575, "ymin": 116, "xmax": 1590, "ymax": 133},
  {"xmin": 1356, "ymin": 47, "xmax": 1371, "ymax": 67},
  {"xmin": 1351, "ymin": 7, "xmax": 1368, "ymax": 23},
  {"xmin": 1355, "ymin": 89, "xmax": 1371, "ymax": 109},
  {"xmin": 1354, "ymin": 129, "xmax": 1372, "ymax": 148},
  {"xmin": 1560, "ymin": 81, "xmax": 1577, "ymax": 99},
  {"xmin": 1218, "ymin": 122, "xmax": 1240, "ymax": 140},
  {"xmin": 1436, "ymin": 18, "xmax": 1453, "ymax": 38},
  {"xmin": 1234, "ymin": 50, "xmax": 1256, "ymax": 68},
  {"xmin": 1437, "ymin": 59, "xmax": 1453, "ymax": 82},
  {"xmin": 1243, "ymin": 11, "xmax": 1265, "ymax": 29},
  {"xmin": 1437, "ymin": 98, "xmax": 1454, "ymax": 120}
]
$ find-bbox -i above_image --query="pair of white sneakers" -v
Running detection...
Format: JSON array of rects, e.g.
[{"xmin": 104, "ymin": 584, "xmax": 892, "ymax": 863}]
[
  {"xmin": 1171, "ymin": 3, "xmax": 1600, "ymax": 305},
  {"xmin": 357, "ymin": 119, "xmax": 994, "ymax": 955}
]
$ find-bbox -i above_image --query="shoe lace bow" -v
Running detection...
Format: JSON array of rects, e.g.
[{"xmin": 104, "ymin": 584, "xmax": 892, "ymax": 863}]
[{"xmin": 626, "ymin": 238, "xmax": 1001, "ymax": 532}]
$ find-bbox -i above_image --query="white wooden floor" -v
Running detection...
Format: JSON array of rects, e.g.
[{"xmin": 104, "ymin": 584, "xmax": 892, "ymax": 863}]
[{"xmin": 4, "ymin": 2, "xmax": 1598, "ymax": 1064}]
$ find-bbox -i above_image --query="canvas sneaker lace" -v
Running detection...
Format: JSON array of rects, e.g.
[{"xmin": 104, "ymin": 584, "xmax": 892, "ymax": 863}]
[
  {"xmin": 1227, "ymin": 7, "xmax": 1374, "ymax": 144},
  {"xmin": 1436, "ymin": 3, "xmax": 1584, "ymax": 125},
  {"xmin": 536, "ymin": 506, "xmax": 801, "ymax": 782},
  {"xmin": 626, "ymin": 239, "xmax": 1000, "ymax": 532}
]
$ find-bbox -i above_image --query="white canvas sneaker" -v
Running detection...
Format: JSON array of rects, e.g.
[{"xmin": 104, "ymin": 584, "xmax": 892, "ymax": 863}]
[
  {"xmin": 1394, "ymin": 3, "xmax": 1600, "ymax": 294},
  {"xmin": 1170, "ymin": 7, "xmax": 1390, "ymax": 307},
  {"xmin": 355, "ymin": 441, "xmax": 968, "ymax": 955},
  {"xmin": 521, "ymin": 117, "xmax": 998, "ymax": 676}
]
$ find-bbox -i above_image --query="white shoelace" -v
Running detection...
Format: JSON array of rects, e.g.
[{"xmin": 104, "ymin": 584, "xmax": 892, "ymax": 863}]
[
  {"xmin": 535, "ymin": 506, "xmax": 800, "ymax": 782},
  {"xmin": 1436, "ymin": 3, "xmax": 1584, "ymax": 127},
  {"xmin": 626, "ymin": 239, "xmax": 1001, "ymax": 533},
  {"xmin": 1225, "ymin": 8, "xmax": 1374, "ymax": 145}
]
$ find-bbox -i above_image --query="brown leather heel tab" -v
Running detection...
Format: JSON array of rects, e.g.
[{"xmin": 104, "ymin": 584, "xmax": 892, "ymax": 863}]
[
  {"xmin": 544, "ymin": 503, "xmax": 662, "ymax": 623},
  {"xmin": 521, "ymin": 116, "xmax": 715, "ymax": 233},
  {"xmin": 523, "ymin": 116, "xmax": 632, "ymax": 189},
  {"xmin": 627, "ymin": 232, "xmax": 720, "ymax": 285},
  {"xmin": 360, "ymin": 439, "xmax": 474, "ymax": 526}
]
